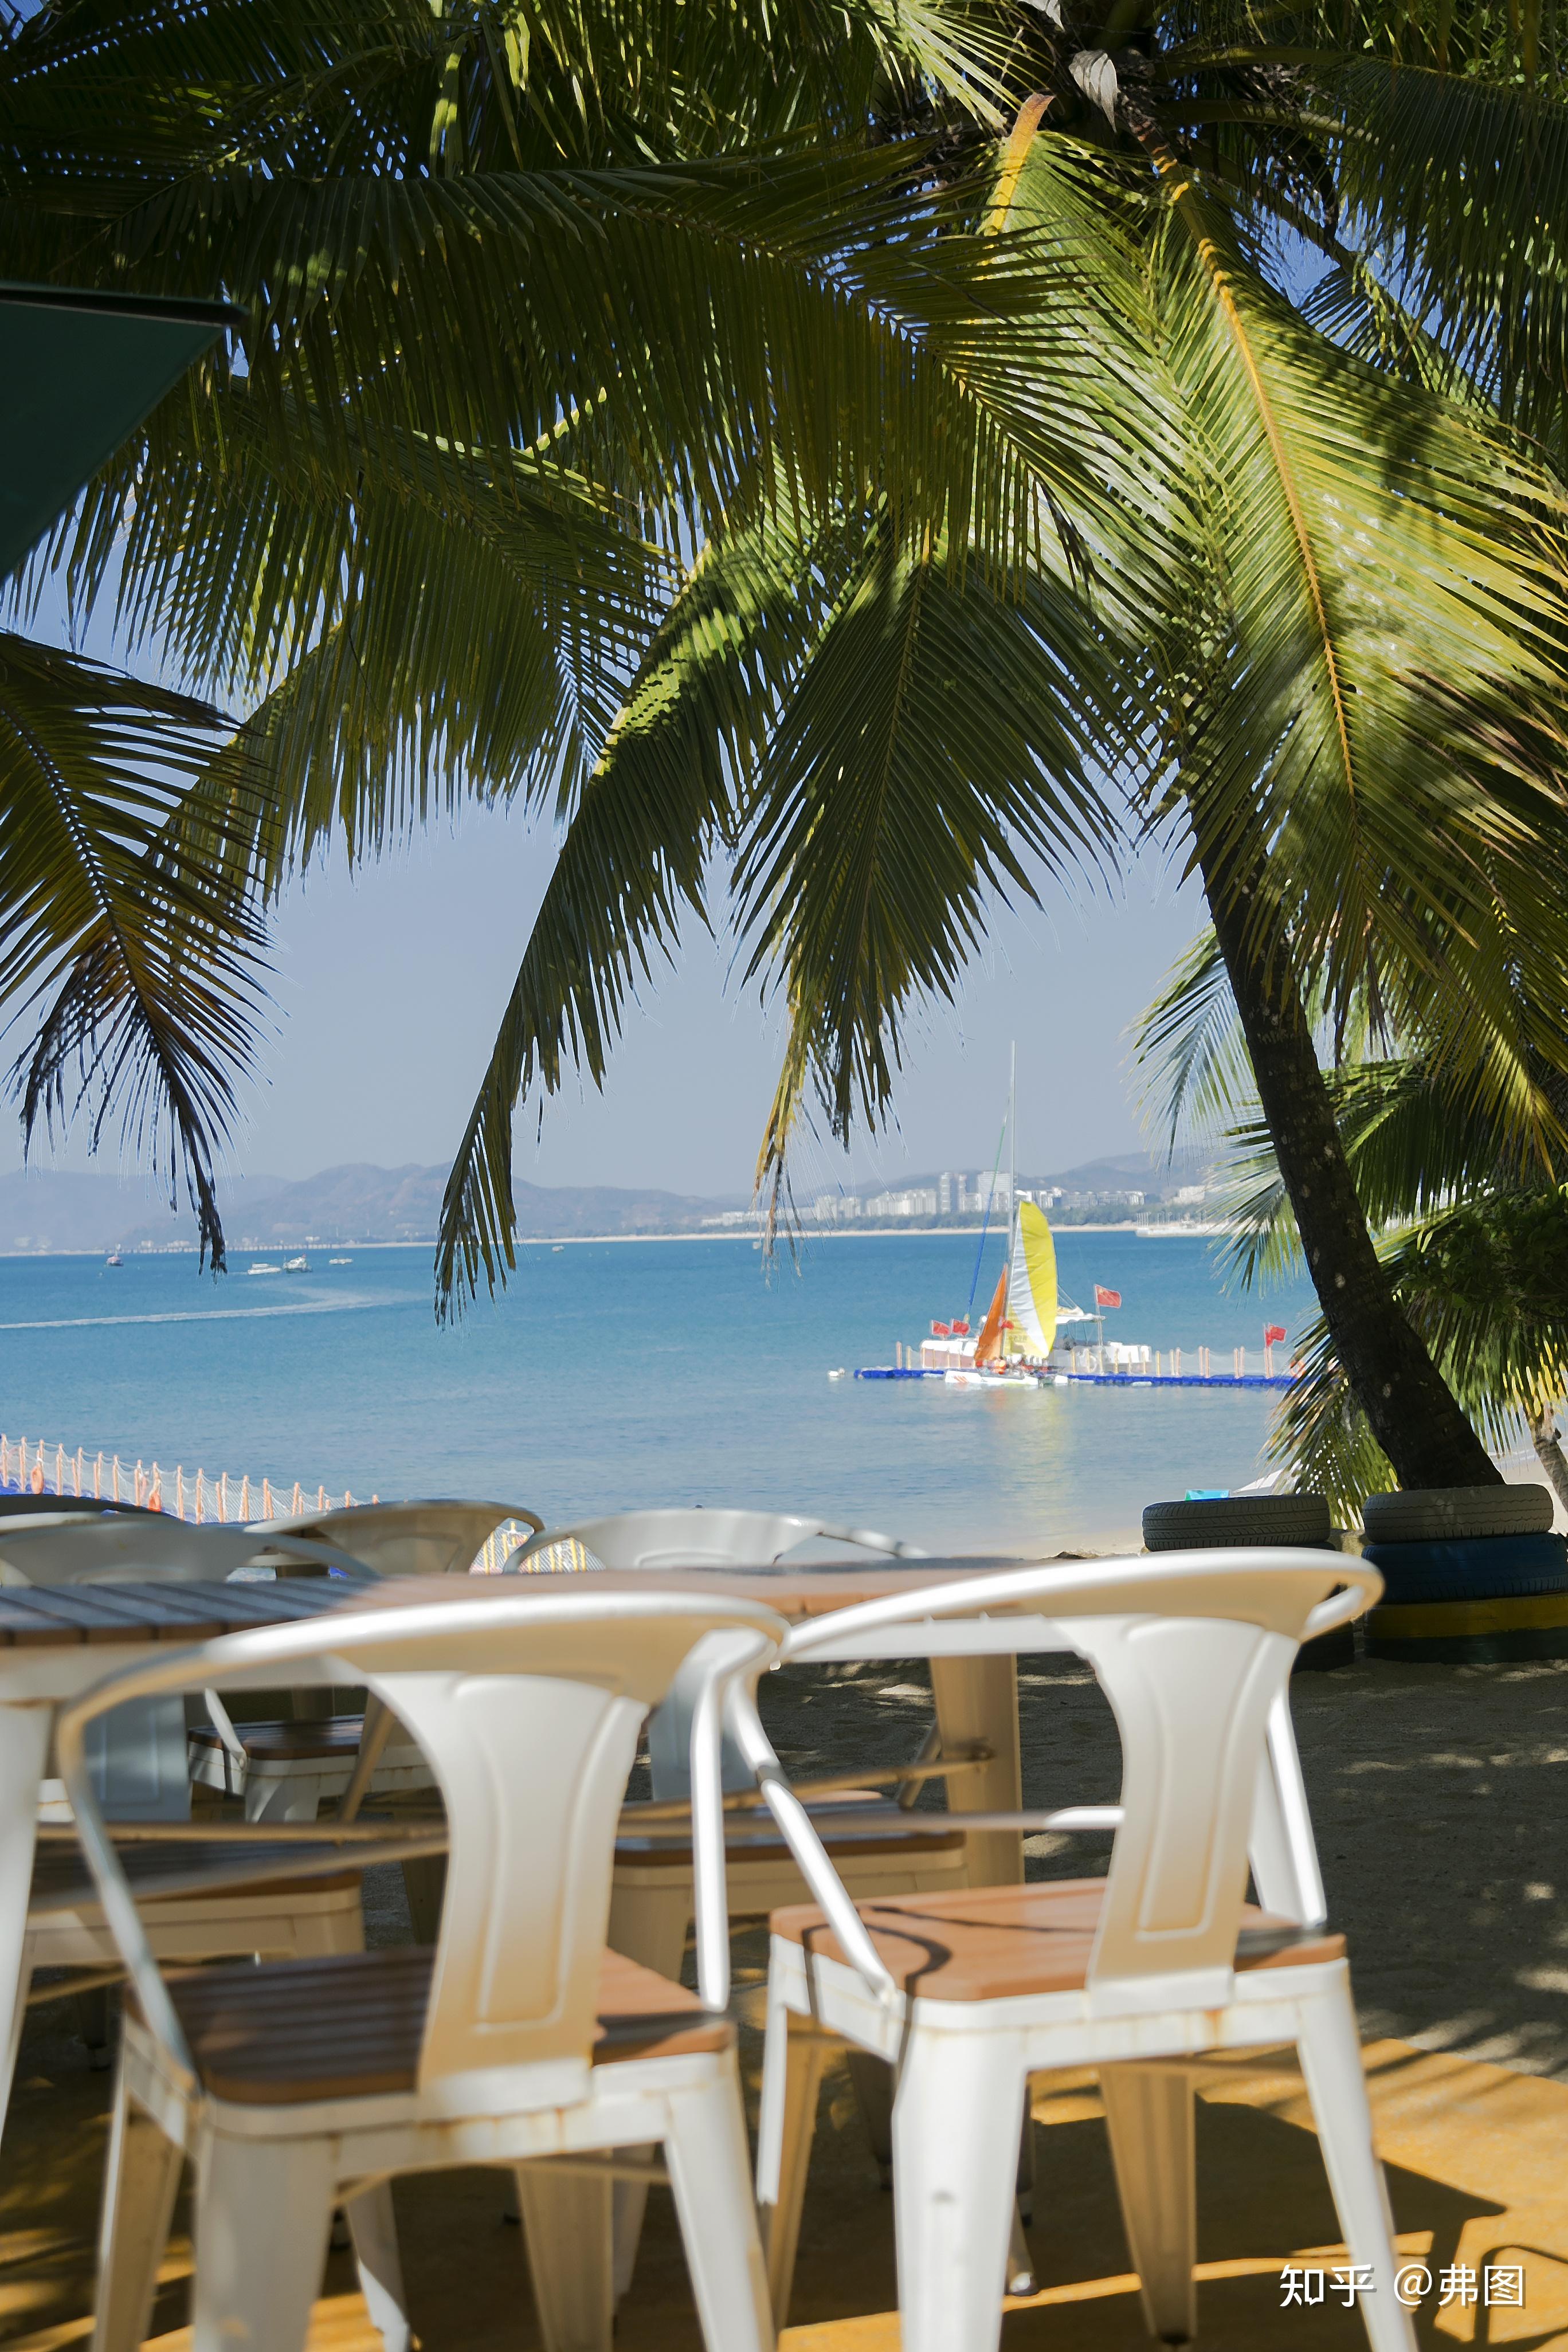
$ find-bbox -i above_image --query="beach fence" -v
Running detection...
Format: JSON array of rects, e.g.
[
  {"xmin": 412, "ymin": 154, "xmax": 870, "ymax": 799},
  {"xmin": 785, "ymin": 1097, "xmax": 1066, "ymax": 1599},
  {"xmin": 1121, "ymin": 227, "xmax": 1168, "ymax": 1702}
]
[{"xmin": 0, "ymin": 1433, "xmax": 534, "ymax": 1573}]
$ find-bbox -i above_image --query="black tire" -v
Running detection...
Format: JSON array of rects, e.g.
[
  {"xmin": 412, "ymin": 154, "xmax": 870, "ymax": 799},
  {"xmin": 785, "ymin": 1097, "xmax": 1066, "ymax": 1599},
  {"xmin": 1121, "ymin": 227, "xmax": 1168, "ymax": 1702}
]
[
  {"xmin": 1362, "ymin": 1532, "xmax": 1568, "ymax": 1602},
  {"xmin": 1361, "ymin": 1484, "xmax": 1553, "ymax": 1542},
  {"xmin": 1142, "ymin": 1493, "xmax": 1332, "ymax": 1552}
]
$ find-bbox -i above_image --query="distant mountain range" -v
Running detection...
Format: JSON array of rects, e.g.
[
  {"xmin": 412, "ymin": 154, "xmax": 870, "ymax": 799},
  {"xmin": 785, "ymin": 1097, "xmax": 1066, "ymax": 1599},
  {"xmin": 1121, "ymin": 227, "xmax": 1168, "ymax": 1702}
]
[
  {"xmin": 0, "ymin": 1147, "xmax": 1213, "ymax": 1255},
  {"xmin": 0, "ymin": 1165, "xmax": 749, "ymax": 1254}
]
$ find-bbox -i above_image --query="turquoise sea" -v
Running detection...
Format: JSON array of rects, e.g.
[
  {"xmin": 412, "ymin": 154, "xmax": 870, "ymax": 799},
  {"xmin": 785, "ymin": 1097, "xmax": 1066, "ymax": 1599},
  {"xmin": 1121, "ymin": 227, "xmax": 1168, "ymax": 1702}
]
[{"xmin": 0, "ymin": 1232, "xmax": 1318, "ymax": 1555}]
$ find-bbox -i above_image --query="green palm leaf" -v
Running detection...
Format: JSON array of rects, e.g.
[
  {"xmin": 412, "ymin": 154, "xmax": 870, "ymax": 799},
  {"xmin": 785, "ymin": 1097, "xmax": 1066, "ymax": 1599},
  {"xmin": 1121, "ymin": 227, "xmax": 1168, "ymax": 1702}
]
[{"xmin": 0, "ymin": 634, "xmax": 266, "ymax": 1267}]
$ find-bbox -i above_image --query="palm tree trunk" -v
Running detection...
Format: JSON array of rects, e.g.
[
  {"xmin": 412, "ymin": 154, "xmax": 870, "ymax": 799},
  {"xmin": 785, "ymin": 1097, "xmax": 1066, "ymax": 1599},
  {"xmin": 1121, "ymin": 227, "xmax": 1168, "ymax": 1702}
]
[
  {"xmin": 1195, "ymin": 842, "xmax": 1500, "ymax": 1492},
  {"xmin": 1529, "ymin": 1407, "xmax": 1568, "ymax": 1517}
]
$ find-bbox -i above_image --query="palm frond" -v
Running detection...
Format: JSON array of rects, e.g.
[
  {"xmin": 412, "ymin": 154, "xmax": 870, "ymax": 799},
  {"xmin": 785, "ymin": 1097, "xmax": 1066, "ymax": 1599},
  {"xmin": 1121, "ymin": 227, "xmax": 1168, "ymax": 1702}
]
[
  {"xmin": 0, "ymin": 633, "xmax": 267, "ymax": 1267},
  {"xmin": 1270, "ymin": 1186, "xmax": 1568, "ymax": 1513},
  {"xmin": 734, "ymin": 508, "xmax": 1130, "ymax": 1215},
  {"xmin": 433, "ymin": 507, "xmax": 832, "ymax": 1309}
]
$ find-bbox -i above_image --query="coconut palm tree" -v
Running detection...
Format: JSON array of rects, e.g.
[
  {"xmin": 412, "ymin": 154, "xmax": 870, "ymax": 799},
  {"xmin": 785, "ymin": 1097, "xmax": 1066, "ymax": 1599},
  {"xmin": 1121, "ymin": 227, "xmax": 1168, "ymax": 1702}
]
[
  {"xmin": 9, "ymin": 0, "xmax": 1568, "ymax": 1499},
  {"xmin": 426, "ymin": 11, "xmax": 1568, "ymax": 1495}
]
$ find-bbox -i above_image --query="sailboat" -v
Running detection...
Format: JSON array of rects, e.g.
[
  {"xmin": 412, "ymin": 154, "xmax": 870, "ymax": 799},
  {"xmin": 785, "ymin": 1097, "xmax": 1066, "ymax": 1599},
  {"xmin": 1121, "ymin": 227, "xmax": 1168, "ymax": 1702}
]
[{"xmin": 932, "ymin": 1046, "xmax": 1101, "ymax": 1388}]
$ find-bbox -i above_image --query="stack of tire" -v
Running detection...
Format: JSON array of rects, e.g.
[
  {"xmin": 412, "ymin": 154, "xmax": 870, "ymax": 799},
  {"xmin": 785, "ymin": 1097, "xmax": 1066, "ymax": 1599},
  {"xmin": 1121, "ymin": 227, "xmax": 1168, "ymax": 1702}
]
[
  {"xmin": 1141, "ymin": 1491, "xmax": 1354, "ymax": 1670},
  {"xmin": 1361, "ymin": 1484, "xmax": 1568, "ymax": 1663}
]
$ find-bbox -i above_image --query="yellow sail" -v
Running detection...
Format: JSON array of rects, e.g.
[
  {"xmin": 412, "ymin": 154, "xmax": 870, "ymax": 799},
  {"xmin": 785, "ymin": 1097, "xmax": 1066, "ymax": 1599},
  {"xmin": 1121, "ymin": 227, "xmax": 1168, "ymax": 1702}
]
[{"xmin": 1007, "ymin": 1199, "xmax": 1057, "ymax": 1357}]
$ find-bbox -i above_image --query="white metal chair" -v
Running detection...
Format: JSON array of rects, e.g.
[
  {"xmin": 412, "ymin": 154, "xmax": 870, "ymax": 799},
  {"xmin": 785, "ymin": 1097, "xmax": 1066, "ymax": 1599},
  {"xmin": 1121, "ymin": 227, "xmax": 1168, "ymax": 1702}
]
[
  {"xmin": 62, "ymin": 1583, "xmax": 787, "ymax": 2352},
  {"xmin": 252, "ymin": 1497, "xmax": 543, "ymax": 1578},
  {"xmin": 191, "ymin": 1499, "xmax": 546, "ymax": 1820},
  {"xmin": 742, "ymin": 1549, "xmax": 1409, "ymax": 2352},
  {"xmin": 514, "ymin": 1510, "xmax": 959, "ymax": 2307},
  {"xmin": 0, "ymin": 1516, "xmax": 364, "ymax": 1826},
  {"xmin": 513, "ymin": 1508, "xmax": 927, "ymax": 1800}
]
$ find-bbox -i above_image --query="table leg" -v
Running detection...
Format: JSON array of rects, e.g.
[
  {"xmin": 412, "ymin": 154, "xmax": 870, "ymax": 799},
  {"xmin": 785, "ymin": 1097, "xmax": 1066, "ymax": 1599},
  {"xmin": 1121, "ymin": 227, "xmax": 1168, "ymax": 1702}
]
[
  {"xmin": 930, "ymin": 1653, "xmax": 1022, "ymax": 1888},
  {"xmin": 0, "ymin": 1707, "xmax": 50, "ymax": 2139}
]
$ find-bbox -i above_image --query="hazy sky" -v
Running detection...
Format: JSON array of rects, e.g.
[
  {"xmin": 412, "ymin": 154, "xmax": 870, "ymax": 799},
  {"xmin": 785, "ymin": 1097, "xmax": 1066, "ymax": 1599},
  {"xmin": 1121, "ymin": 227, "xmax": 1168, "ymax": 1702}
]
[
  {"xmin": 225, "ymin": 807, "xmax": 1206, "ymax": 1193},
  {"xmin": 15, "ymin": 606, "xmax": 1208, "ymax": 1198}
]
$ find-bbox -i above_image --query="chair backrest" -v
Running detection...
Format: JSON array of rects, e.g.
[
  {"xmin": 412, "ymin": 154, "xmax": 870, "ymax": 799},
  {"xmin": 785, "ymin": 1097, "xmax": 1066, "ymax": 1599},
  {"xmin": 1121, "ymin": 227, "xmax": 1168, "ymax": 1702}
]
[
  {"xmin": 511, "ymin": 1511, "xmax": 923, "ymax": 1794},
  {"xmin": 513, "ymin": 1507, "xmax": 924, "ymax": 1571},
  {"xmin": 253, "ymin": 1498, "xmax": 543, "ymax": 1578},
  {"xmin": 740, "ymin": 1549, "xmax": 1377, "ymax": 2013},
  {"xmin": 57, "ymin": 1586, "xmax": 786, "ymax": 2104},
  {"xmin": 0, "ymin": 1515, "xmax": 360, "ymax": 1586}
]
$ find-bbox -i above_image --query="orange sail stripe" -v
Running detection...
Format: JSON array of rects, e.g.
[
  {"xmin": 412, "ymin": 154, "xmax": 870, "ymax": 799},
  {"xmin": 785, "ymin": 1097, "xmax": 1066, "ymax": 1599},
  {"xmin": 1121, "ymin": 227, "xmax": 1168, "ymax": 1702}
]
[{"xmin": 974, "ymin": 1269, "xmax": 1009, "ymax": 1365}]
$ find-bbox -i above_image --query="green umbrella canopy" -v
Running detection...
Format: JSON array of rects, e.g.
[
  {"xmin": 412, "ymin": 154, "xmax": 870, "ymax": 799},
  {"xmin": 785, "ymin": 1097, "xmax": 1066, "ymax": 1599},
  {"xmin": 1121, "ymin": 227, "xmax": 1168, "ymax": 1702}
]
[{"xmin": 0, "ymin": 283, "xmax": 242, "ymax": 577}]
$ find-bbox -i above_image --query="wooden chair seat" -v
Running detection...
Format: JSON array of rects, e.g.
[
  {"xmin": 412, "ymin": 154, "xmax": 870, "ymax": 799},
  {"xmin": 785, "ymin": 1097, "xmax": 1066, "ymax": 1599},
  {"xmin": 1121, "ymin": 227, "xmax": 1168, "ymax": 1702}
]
[
  {"xmin": 156, "ymin": 1945, "xmax": 731, "ymax": 2106},
  {"xmin": 770, "ymin": 1876, "xmax": 1346, "ymax": 2004},
  {"xmin": 188, "ymin": 1715, "xmax": 377, "ymax": 1764},
  {"xmin": 29, "ymin": 1842, "xmax": 360, "ymax": 1917}
]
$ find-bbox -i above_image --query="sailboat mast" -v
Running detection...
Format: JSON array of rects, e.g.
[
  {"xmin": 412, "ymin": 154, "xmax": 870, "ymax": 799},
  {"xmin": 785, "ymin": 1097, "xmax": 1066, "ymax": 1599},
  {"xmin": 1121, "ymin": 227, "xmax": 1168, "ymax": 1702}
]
[{"xmin": 1007, "ymin": 1040, "xmax": 1017, "ymax": 1355}]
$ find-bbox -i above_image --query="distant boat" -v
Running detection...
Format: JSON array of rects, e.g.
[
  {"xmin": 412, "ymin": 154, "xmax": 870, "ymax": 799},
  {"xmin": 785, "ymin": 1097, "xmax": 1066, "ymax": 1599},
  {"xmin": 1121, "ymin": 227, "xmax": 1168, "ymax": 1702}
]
[
  {"xmin": 328, "ymin": 1256, "xmax": 351, "ymax": 1265},
  {"xmin": 283, "ymin": 1255, "xmax": 309, "ymax": 1272},
  {"xmin": 105, "ymin": 1252, "xmax": 123, "ymax": 1268},
  {"xmin": 247, "ymin": 1263, "xmax": 281, "ymax": 1276}
]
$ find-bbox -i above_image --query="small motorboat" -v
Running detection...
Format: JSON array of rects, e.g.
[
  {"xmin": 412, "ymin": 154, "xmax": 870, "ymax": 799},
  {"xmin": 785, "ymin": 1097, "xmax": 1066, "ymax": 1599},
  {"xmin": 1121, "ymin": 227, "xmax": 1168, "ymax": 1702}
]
[
  {"xmin": 328, "ymin": 1256, "xmax": 352, "ymax": 1265},
  {"xmin": 283, "ymin": 1256, "xmax": 309, "ymax": 1272},
  {"xmin": 247, "ymin": 1263, "xmax": 281, "ymax": 1276},
  {"xmin": 105, "ymin": 1252, "xmax": 123, "ymax": 1268}
]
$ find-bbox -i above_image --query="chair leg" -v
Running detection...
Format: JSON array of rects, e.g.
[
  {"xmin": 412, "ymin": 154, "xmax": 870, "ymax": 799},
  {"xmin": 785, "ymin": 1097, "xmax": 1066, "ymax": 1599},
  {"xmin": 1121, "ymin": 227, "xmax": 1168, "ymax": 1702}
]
[
  {"xmin": 190, "ymin": 2132, "xmax": 335, "ymax": 2352},
  {"xmin": 245, "ymin": 1774, "xmax": 326, "ymax": 1824},
  {"xmin": 346, "ymin": 2178, "xmax": 410, "ymax": 2352},
  {"xmin": 0, "ymin": 1710, "xmax": 48, "ymax": 2153},
  {"xmin": 605, "ymin": 1881, "xmax": 692, "ymax": 2301},
  {"xmin": 74, "ymin": 1985, "xmax": 115, "ymax": 2070},
  {"xmin": 515, "ymin": 2165, "xmax": 614, "ymax": 2352},
  {"xmin": 1295, "ymin": 1979, "xmax": 1419, "ymax": 2352},
  {"xmin": 1101, "ymin": 2063, "xmax": 1198, "ymax": 2345},
  {"xmin": 92, "ymin": 2079, "xmax": 183, "ymax": 2352},
  {"xmin": 756, "ymin": 2006, "xmax": 828, "ymax": 2328},
  {"xmin": 0, "ymin": 1935, "xmax": 34, "ymax": 2149},
  {"xmin": 664, "ymin": 2053, "xmax": 774, "ymax": 2352},
  {"xmin": 889, "ymin": 2028, "xmax": 1025, "ymax": 2352}
]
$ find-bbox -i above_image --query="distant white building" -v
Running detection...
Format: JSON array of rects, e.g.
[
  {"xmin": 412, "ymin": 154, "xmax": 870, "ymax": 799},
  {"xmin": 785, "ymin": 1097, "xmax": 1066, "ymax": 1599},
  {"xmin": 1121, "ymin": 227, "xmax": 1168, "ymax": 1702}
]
[
  {"xmin": 971, "ymin": 1171, "xmax": 1012, "ymax": 1213},
  {"xmin": 938, "ymin": 1171, "xmax": 963, "ymax": 1215},
  {"xmin": 813, "ymin": 1193, "xmax": 865, "ymax": 1224},
  {"xmin": 865, "ymin": 1188, "xmax": 938, "ymax": 1219},
  {"xmin": 1175, "ymin": 1183, "xmax": 1206, "ymax": 1205}
]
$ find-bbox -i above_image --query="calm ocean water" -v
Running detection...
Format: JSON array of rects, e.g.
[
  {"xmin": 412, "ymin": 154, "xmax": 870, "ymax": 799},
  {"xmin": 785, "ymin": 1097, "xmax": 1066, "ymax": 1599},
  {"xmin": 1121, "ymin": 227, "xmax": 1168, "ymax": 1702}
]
[{"xmin": 0, "ymin": 1232, "xmax": 1318, "ymax": 1555}]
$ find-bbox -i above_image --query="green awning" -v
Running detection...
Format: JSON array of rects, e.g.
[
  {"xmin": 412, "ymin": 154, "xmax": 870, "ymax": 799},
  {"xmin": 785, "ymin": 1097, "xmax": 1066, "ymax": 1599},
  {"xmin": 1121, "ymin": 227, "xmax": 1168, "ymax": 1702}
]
[{"xmin": 0, "ymin": 283, "xmax": 243, "ymax": 578}]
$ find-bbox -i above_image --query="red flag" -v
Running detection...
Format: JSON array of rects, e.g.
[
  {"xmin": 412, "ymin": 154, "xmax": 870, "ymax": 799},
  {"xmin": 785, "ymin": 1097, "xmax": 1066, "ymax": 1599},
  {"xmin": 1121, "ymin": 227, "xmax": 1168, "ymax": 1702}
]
[
  {"xmin": 951, "ymin": 1319, "xmax": 970, "ymax": 1336},
  {"xmin": 931, "ymin": 1321, "xmax": 951, "ymax": 1337},
  {"xmin": 1093, "ymin": 1284, "xmax": 1121, "ymax": 1309},
  {"xmin": 1264, "ymin": 1323, "xmax": 1287, "ymax": 1346}
]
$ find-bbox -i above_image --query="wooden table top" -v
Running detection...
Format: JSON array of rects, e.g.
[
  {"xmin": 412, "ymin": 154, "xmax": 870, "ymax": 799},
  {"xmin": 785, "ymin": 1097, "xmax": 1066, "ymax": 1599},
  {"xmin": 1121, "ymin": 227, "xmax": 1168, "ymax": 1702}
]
[{"xmin": 0, "ymin": 1557, "xmax": 1029, "ymax": 1648}]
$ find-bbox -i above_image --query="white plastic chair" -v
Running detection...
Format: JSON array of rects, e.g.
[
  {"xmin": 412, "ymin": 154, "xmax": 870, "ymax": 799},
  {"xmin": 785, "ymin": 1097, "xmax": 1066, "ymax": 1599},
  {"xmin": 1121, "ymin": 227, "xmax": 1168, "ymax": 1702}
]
[
  {"xmin": 193, "ymin": 1499, "xmax": 544, "ymax": 1821},
  {"xmin": 740, "ymin": 1549, "xmax": 1410, "ymax": 2352},
  {"xmin": 62, "ymin": 1584, "xmax": 787, "ymax": 2352}
]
